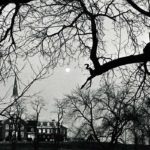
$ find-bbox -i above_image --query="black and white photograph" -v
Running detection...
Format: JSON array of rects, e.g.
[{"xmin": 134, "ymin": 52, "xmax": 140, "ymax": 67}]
[{"xmin": 0, "ymin": 0, "xmax": 150, "ymax": 150}]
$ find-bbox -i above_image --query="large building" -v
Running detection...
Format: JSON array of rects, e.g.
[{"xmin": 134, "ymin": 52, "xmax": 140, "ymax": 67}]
[
  {"xmin": 0, "ymin": 115, "xmax": 27, "ymax": 141},
  {"xmin": 0, "ymin": 117, "xmax": 67, "ymax": 142},
  {"xmin": 37, "ymin": 120, "xmax": 67, "ymax": 142}
]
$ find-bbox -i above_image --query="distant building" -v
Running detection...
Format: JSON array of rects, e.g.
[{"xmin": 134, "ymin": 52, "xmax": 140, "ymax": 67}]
[
  {"xmin": 0, "ymin": 117, "xmax": 67, "ymax": 142},
  {"xmin": 26, "ymin": 120, "xmax": 37, "ymax": 141},
  {"xmin": 0, "ymin": 115, "xmax": 27, "ymax": 141},
  {"xmin": 37, "ymin": 120, "xmax": 67, "ymax": 142}
]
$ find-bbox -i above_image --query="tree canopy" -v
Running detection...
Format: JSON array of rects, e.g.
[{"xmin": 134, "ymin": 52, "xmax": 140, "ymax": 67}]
[{"xmin": 0, "ymin": 0, "xmax": 150, "ymax": 105}]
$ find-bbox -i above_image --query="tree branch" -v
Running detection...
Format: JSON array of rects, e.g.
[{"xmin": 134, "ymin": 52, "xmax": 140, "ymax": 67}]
[
  {"xmin": 98, "ymin": 54, "xmax": 145, "ymax": 75},
  {"xmin": 82, "ymin": 54, "xmax": 146, "ymax": 88},
  {"xmin": 126, "ymin": 0, "xmax": 150, "ymax": 17}
]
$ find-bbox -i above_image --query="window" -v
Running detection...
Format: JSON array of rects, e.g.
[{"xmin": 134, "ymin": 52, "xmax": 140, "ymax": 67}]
[
  {"xmin": 21, "ymin": 132, "xmax": 24, "ymax": 138},
  {"xmin": 28, "ymin": 134, "xmax": 31, "ymax": 138},
  {"xmin": 53, "ymin": 129, "xmax": 56, "ymax": 134},
  {"xmin": 31, "ymin": 128, "xmax": 34, "ymax": 132},
  {"xmin": 38, "ymin": 129, "xmax": 41, "ymax": 133},
  {"xmin": 5, "ymin": 132, "xmax": 9, "ymax": 137},
  {"xmin": 43, "ymin": 122, "xmax": 47, "ymax": 126},
  {"xmin": 43, "ymin": 129, "xmax": 45, "ymax": 133},
  {"xmin": 47, "ymin": 129, "xmax": 50, "ymax": 134},
  {"xmin": 50, "ymin": 122, "xmax": 53, "ymax": 126},
  {"xmin": 47, "ymin": 122, "xmax": 49, "ymax": 126},
  {"xmin": 56, "ymin": 129, "xmax": 58, "ymax": 134},
  {"xmin": 5, "ymin": 124, "xmax": 9, "ymax": 130},
  {"xmin": 48, "ymin": 122, "xmax": 50, "ymax": 126},
  {"xmin": 21, "ymin": 125, "xmax": 24, "ymax": 130}
]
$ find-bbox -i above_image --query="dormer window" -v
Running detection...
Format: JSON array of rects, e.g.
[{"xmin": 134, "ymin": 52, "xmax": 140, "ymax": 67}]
[{"xmin": 48, "ymin": 122, "xmax": 50, "ymax": 126}]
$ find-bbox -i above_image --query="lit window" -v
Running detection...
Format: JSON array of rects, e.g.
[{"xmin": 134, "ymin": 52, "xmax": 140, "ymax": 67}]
[
  {"xmin": 38, "ymin": 129, "xmax": 41, "ymax": 133},
  {"xmin": 47, "ymin": 129, "xmax": 50, "ymax": 134},
  {"xmin": 28, "ymin": 134, "xmax": 31, "ymax": 138},
  {"xmin": 43, "ymin": 129, "xmax": 45, "ymax": 133}
]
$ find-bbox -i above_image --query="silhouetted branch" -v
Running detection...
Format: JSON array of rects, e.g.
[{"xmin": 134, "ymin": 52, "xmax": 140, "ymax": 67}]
[
  {"xmin": 126, "ymin": 0, "xmax": 150, "ymax": 17},
  {"xmin": 0, "ymin": 0, "xmax": 150, "ymax": 95},
  {"xmin": 82, "ymin": 54, "xmax": 146, "ymax": 88}
]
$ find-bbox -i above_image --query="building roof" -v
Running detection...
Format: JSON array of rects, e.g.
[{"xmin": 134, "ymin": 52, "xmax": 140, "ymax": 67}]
[
  {"xmin": 0, "ymin": 118, "xmax": 67, "ymax": 129},
  {"xmin": 4, "ymin": 115, "xmax": 26, "ymax": 125},
  {"xmin": 27, "ymin": 120, "xmax": 37, "ymax": 126}
]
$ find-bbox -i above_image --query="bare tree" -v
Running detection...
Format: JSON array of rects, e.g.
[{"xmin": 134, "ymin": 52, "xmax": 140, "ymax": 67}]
[
  {"xmin": 99, "ymin": 84, "xmax": 141, "ymax": 149},
  {"xmin": 0, "ymin": 64, "xmax": 49, "ymax": 117},
  {"xmin": 1, "ymin": 2, "xmax": 150, "ymax": 147},
  {"xmin": 54, "ymin": 99, "xmax": 66, "ymax": 129},
  {"xmin": 126, "ymin": 0, "xmax": 150, "ymax": 17},
  {"xmin": 0, "ymin": 1, "xmax": 150, "ymax": 129},
  {"xmin": 134, "ymin": 97, "xmax": 150, "ymax": 145},
  {"xmin": 30, "ymin": 96, "xmax": 46, "ymax": 150},
  {"xmin": 3, "ymin": 98, "xmax": 27, "ymax": 150},
  {"xmin": 63, "ymin": 87, "xmax": 102, "ymax": 143},
  {"xmin": 61, "ymin": 81, "xmax": 150, "ymax": 147},
  {"xmin": 0, "ymin": 0, "xmax": 150, "ymax": 90},
  {"xmin": 53, "ymin": 99, "xmax": 66, "ymax": 143},
  {"xmin": 5, "ymin": 98, "xmax": 26, "ymax": 119},
  {"xmin": 31, "ymin": 96, "xmax": 46, "ymax": 122}
]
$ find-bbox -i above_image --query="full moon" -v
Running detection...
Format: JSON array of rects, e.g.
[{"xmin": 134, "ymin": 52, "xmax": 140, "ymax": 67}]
[{"xmin": 65, "ymin": 68, "xmax": 71, "ymax": 73}]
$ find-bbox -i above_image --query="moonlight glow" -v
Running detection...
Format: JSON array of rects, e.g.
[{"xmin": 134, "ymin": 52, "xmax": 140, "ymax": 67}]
[{"xmin": 65, "ymin": 68, "xmax": 71, "ymax": 73}]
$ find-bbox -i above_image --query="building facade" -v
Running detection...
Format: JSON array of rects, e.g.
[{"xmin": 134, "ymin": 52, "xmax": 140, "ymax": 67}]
[
  {"xmin": 0, "ymin": 117, "xmax": 67, "ymax": 142},
  {"xmin": 0, "ymin": 116, "xmax": 27, "ymax": 141},
  {"xmin": 37, "ymin": 120, "xmax": 67, "ymax": 142}
]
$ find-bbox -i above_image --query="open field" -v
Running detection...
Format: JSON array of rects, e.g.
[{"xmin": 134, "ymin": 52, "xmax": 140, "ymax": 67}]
[{"xmin": 0, "ymin": 142, "xmax": 150, "ymax": 150}]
